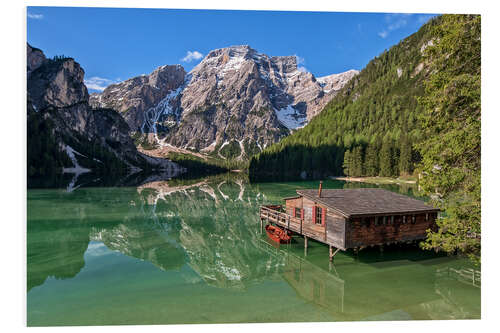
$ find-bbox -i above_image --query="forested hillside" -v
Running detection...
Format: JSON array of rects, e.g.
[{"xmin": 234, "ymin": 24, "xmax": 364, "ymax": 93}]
[
  {"xmin": 249, "ymin": 16, "xmax": 442, "ymax": 181},
  {"xmin": 416, "ymin": 15, "xmax": 481, "ymax": 262}
]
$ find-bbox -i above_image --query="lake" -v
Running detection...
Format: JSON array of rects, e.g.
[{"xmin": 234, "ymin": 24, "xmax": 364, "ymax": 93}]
[{"xmin": 27, "ymin": 174, "xmax": 480, "ymax": 326}]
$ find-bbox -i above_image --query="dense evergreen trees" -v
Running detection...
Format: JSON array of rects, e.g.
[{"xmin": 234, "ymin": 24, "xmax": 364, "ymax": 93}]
[
  {"xmin": 250, "ymin": 16, "xmax": 441, "ymax": 181},
  {"xmin": 28, "ymin": 105, "xmax": 138, "ymax": 182},
  {"xmin": 167, "ymin": 152, "xmax": 229, "ymax": 177},
  {"xmin": 27, "ymin": 106, "xmax": 73, "ymax": 177},
  {"xmin": 416, "ymin": 15, "xmax": 481, "ymax": 263}
]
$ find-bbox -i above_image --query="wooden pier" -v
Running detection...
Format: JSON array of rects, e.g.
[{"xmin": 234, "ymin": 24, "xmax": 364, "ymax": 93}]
[{"xmin": 260, "ymin": 204, "xmax": 339, "ymax": 260}]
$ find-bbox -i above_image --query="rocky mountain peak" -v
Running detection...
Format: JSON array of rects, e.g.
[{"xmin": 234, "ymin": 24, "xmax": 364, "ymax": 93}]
[
  {"xmin": 317, "ymin": 69, "xmax": 360, "ymax": 93},
  {"xmin": 27, "ymin": 43, "xmax": 47, "ymax": 74},
  {"xmin": 89, "ymin": 64, "xmax": 186, "ymax": 132},
  {"xmin": 204, "ymin": 45, "xmax": 255, "ymax": 59},
  {"xmin": 90, "ymin": 45, "xmax": 359, "ymax": 159},
  {"xmin": 28, "ymin": 54, "xmax": 89, "ymax": 111}
]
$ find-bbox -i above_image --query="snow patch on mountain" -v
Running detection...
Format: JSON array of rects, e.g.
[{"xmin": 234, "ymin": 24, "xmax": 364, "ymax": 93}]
[
  {"xmin": 275, "ymin": 104, "xmax": 307, "ymax": 129},
  {"xmin": 63, "ymin": 145, "xmax": 91, "ymax": 174},
  {"xmin": 317, "ymin": 69, "xmax": 359, "ymax": 93},
  {"xmin": 141, "ymin": 86, "xmax": 182, "ymax": 133}
]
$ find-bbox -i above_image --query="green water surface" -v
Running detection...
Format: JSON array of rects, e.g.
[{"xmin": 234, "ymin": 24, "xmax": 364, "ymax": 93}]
[{"xmin": 27, "ymin": 174, "xmax": 480, "ymax": 326}]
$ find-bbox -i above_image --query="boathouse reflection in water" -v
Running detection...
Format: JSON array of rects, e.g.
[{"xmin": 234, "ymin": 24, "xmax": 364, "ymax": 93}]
[{"xmin": 27, "ymin": 174, "xmax": 480, "ymax": 322}]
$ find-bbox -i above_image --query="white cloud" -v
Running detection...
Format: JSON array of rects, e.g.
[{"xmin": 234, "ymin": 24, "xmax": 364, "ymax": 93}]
[
  {"xmin": 86, "ymin": 242, "xmax": 114, "ymax": 257},
  {"xmin": 295, "ymin": 55, "xmax": 305, "ymax": 66},
  {"xmin": 378, "ymin": 31, "xmax": 389, "ymax": 39},
  {"xmin": 418, "ymin": 14, "xmax": 435, "ymax": 24},
  {"xmin": 181, "ymin": 50, "xmax": 203, "ymax": 63},
  {"xmin": 378, "ymin": 13, "xmax": 411, "ymax": 38},
  {"xmin": 84, "ymin": 76, "xmax": 120, "ymax": 91},
  {"xmin": 28, "ymin": 13, "xmax": 43, "ymax": 19},
  {"xmin": 295, "ymin": 55, "xmax": 308, "ymax": 72}
]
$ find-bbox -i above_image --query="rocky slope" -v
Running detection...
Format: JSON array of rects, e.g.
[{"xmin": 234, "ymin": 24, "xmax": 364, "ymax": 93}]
[
  {"xmin": 90, "ymin": 65, "xmax": 186, "ymax": 132},
  {"xmin": 27, "ymin": 43, "xmax": 184, "ymax": 180},
  {"xmin": 90, "ymin": 45, "xmax": 358, "ymax": 159}
]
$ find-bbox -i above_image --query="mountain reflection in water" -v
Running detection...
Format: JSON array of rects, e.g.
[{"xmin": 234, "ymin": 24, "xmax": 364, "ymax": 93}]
[{"xmin": 27, "ymin": 174, "xmax": 480, "ymax": 325}]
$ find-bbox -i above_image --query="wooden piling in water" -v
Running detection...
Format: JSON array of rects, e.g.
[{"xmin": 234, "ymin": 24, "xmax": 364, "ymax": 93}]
[{"xmin": 329, "ymin": 246, "xmax": 340, "ymax": 261}]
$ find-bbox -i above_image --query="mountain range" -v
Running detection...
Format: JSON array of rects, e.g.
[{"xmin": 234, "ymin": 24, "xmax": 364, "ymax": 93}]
[{"xmin": 90, "ymin": 45, "xmax": 358, "ymax": 160}]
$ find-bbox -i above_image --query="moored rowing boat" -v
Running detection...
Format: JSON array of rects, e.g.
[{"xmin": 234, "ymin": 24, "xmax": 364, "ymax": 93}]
[{"xmin": 265, "ymin": 224, "xmax": 291, "ymax": 244}]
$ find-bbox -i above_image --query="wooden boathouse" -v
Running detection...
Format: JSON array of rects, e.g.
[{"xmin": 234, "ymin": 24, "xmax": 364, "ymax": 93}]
[{"xmin": 259, "ymin": 184, "xmax": 440, "ymax": 261}]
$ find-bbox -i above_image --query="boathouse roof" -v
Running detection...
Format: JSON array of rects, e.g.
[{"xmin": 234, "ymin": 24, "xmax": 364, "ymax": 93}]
[{"xmin": 296, "ymin": 188, "xmax": 439, "ymax": 218}]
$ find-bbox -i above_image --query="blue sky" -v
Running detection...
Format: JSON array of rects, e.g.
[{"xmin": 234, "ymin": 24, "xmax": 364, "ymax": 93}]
[{"xmin": 27, "ymin": 7, "xmax": 436, "ymax": 92}]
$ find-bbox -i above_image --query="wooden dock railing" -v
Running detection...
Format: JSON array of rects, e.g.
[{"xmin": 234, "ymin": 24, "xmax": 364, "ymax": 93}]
[
  {"xmin": 260, "ymin": 205, "xmax": 326, "ymax": 242},
  {"xmin": 260, "ymin": 205, "xmax": 302, "ymax": 233},
  {"xmin": 260, "ymin": 204, "xmax": 340, "ymax": 261}
]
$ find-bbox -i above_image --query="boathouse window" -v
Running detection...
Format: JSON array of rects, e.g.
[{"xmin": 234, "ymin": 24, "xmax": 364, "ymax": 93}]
[
  {"xmin": 374, "ymin": 216, "xmax": 379, "ymax": 226},
  {"xmin": 425, "ymin": 213, "xmax": 429, "ymax": 221},
  {"xmin": 390, "ymin": 216, "xmax": 394, "ymax": 225},
  {"xmin": 382, "ymin": 216, "xmax": 387, "ymax": 225},
  {"xmin": 294, "ymin": 207, "xmax": 302, "ymax": 218},
  {"xmin": 411, "ymin": 215, "xmax": 416, "ymax": 224},
  {"xmin": 402, "ymin": 215, "xmax": 406, "ymax": 224},
  {"xmin": 313, "ymin": 206, "xmax": 325, "ymax": 225}
]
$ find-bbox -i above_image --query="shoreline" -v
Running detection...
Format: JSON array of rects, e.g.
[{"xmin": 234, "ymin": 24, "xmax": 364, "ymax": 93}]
[{"xmin": 330, "ymin": 176, "xmax": 417, "ymax": 185}]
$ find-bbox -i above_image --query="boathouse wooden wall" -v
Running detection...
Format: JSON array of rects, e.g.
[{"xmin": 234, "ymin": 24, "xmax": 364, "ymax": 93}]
[
  {"xmin": 288, "ymin": 196, "xmax": 347, "ymax": 250},
  {"xmin": 345, "ymin": 212, "xmax": 438, "ymax": 248},
  {"xmin": 326, "ymin": 212, "xmax": 346, "ymax": 250},
  {"xmin": 302, "ymin": 197, "xmax": 347, "ymax": 249},
  {"xmin": 285, "ymin": 197, "xmax": 302, "ymax": 217},
  {"xmin": 301, "ymin": 197, "xmax": 329, "ymax": 241}
]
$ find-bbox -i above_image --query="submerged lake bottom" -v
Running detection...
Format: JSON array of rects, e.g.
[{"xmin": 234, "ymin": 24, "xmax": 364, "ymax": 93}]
[{"xmin": 27, "ymin": 175, "xmax": 480, "ymax": 326}]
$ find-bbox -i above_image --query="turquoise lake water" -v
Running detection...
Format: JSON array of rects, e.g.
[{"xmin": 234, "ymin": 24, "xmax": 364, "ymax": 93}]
[{"xmin": 27, "ymin": 174, "xmax": 480, "ymax": 326}]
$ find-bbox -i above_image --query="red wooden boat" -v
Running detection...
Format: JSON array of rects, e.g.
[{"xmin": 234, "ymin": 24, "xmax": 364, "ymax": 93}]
[{"xmin": 265, "ymin": 224, "xmax": 291, "ymax": 244}]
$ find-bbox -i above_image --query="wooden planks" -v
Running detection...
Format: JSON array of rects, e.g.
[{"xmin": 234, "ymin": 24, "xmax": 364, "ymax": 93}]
[
  {"xmin": 345, "ymin": 213, "xmax": 437, "ymax": 248},
  {"xmin": 260, "ymin": 205, "xmax": 327, "ymax": 244},
  {"xmin": 326, "ymin": 215, "xmax": 345, "ymax": 249}
]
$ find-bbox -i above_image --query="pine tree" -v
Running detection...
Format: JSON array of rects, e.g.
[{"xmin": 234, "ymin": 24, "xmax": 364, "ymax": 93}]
[
  {"xmin": 342, "ymin": 150, "xmax": 352, "ymax": 176},
  {"xmin": 379, "ymin": 138, "xmax": 393, "ymax": 177},
  {"xmin": 364, "ymin": 143, "xmax": 379, "ymax": 176},
  {"xmin": 351, "ymin": 145, "xmax": 364, "ymax": 176},
  {"xmin": 399, "ymin": 134, "xmax": 412, "ymax": 175}
]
